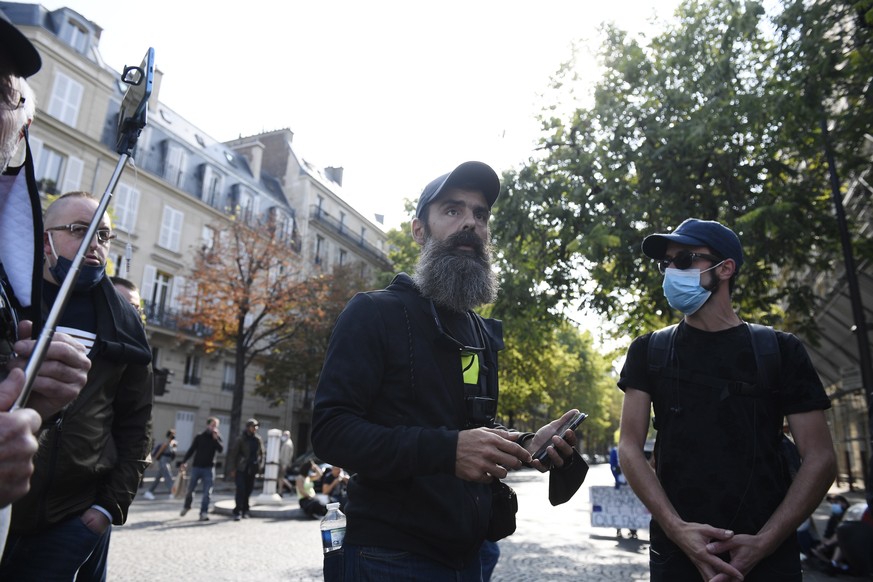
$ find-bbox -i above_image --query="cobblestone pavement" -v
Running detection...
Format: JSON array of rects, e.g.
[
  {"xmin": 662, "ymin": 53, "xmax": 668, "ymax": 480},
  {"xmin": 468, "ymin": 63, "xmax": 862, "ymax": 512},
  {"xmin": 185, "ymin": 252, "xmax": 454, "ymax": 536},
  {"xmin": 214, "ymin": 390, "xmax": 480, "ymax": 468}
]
[{"xmin": 110, "ymin": 463, "xmax": 863, "ymax": 581}]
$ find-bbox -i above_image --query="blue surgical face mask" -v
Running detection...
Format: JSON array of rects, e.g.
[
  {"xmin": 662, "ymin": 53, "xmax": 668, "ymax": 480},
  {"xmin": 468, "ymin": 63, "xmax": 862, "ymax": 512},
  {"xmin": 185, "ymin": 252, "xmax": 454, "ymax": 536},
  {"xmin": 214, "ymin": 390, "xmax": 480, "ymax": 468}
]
[
  {"xmin": 47, "ymin": 233, "xmax": 106, "ymax": 291},
  {"xmin": 662, "ymin": 261, "xmax": 724, "ymax": 315},
  {"xmin": 831, "ymin": 503, "xmax": 844, "ymax": 515}
]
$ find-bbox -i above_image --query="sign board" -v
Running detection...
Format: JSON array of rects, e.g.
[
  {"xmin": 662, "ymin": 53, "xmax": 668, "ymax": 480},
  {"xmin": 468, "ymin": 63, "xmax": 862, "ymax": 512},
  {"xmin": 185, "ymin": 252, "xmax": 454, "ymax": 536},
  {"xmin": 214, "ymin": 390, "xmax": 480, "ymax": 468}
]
[{"xmin": 590, "ymin": 485, "xmax": 650, "ymax": 529}]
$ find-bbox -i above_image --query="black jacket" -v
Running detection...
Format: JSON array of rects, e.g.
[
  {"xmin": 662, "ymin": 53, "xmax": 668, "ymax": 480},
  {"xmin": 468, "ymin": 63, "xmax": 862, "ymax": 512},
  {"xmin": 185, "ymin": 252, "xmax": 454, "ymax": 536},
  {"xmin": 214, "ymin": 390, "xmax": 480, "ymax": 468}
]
[
  {"xmin": 312, "ymin": 274, "xmax": 504, "ymax": 569},
  {"xmin": 12, "ymin": 276, "xmax": 153, "ymax": 533},
  {"xmin": 182, "ymin": 429, "xmax": 224, "ymax": 468}
]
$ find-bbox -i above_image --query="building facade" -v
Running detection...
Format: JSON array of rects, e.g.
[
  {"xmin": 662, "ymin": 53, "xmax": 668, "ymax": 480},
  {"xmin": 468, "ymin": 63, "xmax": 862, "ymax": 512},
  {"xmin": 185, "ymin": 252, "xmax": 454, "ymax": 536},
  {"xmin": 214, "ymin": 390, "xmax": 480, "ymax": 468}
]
[{"xmin": 4, "ymin": 1, "xmax": 390, "ymax": 467}]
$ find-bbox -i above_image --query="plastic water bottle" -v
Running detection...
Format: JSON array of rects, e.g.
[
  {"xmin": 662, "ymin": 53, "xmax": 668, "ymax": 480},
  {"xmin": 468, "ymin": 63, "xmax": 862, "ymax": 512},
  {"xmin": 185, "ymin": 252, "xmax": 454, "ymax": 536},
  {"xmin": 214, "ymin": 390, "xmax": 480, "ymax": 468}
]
[{"xmin": 320, "ymin": 502, "xmax": 346, "ymax": 553}]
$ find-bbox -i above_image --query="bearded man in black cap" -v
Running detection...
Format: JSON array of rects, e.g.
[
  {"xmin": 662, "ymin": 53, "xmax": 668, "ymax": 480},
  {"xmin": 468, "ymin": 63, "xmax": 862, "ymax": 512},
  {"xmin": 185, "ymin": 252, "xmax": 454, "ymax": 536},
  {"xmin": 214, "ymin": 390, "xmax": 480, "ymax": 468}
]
[
  {"xmin": 312, "ymin": 161, "xmax": 588, "ymax": 581},
  {"xmin": 617, "ymin": 218, "xmax": 837, "ymax": 581}
]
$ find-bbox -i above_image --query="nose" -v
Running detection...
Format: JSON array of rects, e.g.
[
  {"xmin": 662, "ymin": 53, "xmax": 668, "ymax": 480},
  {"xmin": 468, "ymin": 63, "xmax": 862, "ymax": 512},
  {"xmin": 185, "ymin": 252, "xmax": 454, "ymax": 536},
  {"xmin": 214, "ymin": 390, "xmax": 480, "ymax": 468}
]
[{"xmin": 460, "ymin": 208, "xmax": 477, "ymax": 230}]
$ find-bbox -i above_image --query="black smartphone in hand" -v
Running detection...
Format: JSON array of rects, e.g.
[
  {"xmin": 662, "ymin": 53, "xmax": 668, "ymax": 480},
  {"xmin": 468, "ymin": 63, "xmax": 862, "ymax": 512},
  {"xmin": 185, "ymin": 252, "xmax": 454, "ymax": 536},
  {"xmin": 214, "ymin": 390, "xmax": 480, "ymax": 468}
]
[{"xmin": 532, "ymin": 411, "xmax": 587, "ymax": 463}]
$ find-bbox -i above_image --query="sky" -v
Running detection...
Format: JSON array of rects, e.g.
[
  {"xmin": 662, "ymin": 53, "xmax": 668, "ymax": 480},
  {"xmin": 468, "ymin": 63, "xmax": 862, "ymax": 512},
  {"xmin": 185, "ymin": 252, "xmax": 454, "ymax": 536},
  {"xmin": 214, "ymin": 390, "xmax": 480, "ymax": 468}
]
[{"xmin": 39, "ymin": 0, "xmax": 683, "ymax": 230}]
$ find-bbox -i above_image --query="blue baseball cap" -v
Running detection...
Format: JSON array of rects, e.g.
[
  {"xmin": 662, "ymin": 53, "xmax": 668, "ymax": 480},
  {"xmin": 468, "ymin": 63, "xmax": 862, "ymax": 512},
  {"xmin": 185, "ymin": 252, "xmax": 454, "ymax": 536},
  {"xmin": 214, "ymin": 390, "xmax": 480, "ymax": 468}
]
[
  {"xmin": 415, "ymin": 161, "xmax": 500, "ymax": 218},
  {"xmin": 642, "ymin": 218, "xmax": 744, "ymax": 272}
]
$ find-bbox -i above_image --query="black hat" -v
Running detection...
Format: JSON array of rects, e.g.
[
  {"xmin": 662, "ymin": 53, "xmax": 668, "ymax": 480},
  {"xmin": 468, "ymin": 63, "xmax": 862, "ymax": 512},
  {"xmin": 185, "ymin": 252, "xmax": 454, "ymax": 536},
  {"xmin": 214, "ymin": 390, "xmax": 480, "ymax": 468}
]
[
  {"xmin": 642, "ymin": 218, "xmax": 744, "ymax": 273},
  {"xmin": 415, "ymin": 161, "xmax": 500, "ymax": 218},
  {"xmin": 0, "ymin": 10, "xmax": 42, "ymax": 77}
]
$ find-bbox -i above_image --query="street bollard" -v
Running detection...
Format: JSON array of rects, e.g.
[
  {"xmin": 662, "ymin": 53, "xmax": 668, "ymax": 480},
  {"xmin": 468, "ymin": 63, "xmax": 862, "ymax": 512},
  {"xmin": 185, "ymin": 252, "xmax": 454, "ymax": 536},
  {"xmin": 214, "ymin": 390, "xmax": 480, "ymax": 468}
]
[{"xmin": 256, "ymin": 428, "xmax": 284, "ymax": 505}]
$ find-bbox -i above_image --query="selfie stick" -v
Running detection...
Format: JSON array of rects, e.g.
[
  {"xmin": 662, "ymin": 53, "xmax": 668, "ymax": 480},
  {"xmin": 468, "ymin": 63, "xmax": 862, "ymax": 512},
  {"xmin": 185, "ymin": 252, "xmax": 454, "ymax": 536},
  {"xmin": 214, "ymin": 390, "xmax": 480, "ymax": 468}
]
[{"xmin": 13, "ymin": 49, "xmax": 154, "ymax": 411}]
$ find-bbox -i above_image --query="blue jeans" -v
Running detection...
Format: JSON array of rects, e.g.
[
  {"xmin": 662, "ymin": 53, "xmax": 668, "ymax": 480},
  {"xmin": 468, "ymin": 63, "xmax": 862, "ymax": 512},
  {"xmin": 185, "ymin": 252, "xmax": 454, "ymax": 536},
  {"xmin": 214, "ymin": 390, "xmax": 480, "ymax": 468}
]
[
  {"xmin": 149, "ymin": 458, "xmax": 174, "ymax": 494},
  {"xmin": 479, "ymin": 540, "xmax": 500, "ymax": 581},
  {"xmin": 0, "ymin": 515, "xmax": 112, "ymax": 581},
  {"xmin": 341, "ymin": 544, "xmax": 482, "ymax": 581},
  {"xmin": 184, "ymin": 466, "xmax": 214, "ymax": 516}
]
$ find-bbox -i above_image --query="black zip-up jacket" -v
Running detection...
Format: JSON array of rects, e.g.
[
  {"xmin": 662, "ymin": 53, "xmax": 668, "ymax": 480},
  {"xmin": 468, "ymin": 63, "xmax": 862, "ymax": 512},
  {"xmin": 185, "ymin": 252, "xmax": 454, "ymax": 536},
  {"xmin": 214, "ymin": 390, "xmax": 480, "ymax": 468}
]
[
  {"xmin": 182, "ymin": 429, "xmax": 224, "ymax": 468},
  {"xmin": 11, "ymin": 276, "xmax": 153, "ymax": 533},
  {"xmin": 312, "ymin": 274, "xmax": 504, "ymax": 569}
]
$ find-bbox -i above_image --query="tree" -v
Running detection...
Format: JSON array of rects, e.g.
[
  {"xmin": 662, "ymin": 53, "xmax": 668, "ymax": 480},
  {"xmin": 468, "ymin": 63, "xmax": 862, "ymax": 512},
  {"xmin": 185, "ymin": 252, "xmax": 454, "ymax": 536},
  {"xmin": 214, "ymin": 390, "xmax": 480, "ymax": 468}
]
[
  {"xmin": 498, "ymin": 0, "xmax": 873, "ymax": 342},
  {"xmin": 255, "ymin": 265, "xmax": 367, "ymax": 409},
  {"xmin": 178, "ymin": 214, "xmax": 331, "ymax": 445}
]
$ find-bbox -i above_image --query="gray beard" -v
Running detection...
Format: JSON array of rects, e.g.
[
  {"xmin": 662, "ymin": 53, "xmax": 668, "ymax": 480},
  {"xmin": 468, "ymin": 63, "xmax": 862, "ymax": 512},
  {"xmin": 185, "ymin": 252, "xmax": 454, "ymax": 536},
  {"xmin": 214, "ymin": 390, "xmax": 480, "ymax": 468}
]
[{"xmin": 412, "ymin": 230, "xmax": 498, "ymax": 313}]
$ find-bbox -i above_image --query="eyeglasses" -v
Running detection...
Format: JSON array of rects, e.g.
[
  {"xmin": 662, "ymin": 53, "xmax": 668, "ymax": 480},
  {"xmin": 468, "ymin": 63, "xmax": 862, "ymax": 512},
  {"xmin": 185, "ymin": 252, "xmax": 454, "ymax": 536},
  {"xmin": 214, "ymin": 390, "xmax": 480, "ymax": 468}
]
[
  {"xmin": 1, "ymin": 88, "xmax": 25, "ymax": 111},
  {"xmin": 46, "ymin": 223, "xmax": 116, "ymax": 245},
  {"xmin": 429, "ymin": 300, "xmax": 485, "ymax": 356},
  {"xmin": 657, "ymin": 250, "xmax": 723, "ymax": 274}
]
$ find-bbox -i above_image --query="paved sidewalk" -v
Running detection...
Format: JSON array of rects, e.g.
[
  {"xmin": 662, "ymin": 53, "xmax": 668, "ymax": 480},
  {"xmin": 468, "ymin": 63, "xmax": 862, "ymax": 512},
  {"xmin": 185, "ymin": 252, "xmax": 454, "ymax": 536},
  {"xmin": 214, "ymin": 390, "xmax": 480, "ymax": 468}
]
[{"xmin": 115, "ymin": 465, "xmax": 867, "ymax": 581}]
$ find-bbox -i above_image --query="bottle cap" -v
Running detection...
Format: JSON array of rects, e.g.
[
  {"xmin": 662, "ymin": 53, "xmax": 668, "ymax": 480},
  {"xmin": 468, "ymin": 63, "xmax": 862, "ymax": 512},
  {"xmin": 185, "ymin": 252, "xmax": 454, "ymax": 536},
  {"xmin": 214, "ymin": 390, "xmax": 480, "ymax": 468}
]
[{"xmin": 326, "ymin": 502, "xmax": 340, "ymax": 510}]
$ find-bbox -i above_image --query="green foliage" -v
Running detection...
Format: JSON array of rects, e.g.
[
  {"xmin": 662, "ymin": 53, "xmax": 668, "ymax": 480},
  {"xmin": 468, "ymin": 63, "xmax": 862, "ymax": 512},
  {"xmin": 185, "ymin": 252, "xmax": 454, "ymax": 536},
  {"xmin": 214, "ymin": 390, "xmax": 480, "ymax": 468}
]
[
  {"xmin": 375, "ymin": 198, "xmax": 418, "ymax": 288},
  {"xmin": 499, "ymin": 0, "xmax": 873, "ymax": 343}
]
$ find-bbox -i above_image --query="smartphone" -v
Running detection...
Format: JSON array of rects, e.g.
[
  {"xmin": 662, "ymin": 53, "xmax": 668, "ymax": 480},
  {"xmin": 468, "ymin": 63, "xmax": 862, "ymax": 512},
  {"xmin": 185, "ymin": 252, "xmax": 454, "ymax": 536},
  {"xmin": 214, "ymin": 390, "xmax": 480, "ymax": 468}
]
[
  {"xmin": 532, "ymin": 411, "xmax": 587, "ymax": 463},
  {"xmin": 116, "ymin": 47, "xmax": 155, "ymax": 154}
]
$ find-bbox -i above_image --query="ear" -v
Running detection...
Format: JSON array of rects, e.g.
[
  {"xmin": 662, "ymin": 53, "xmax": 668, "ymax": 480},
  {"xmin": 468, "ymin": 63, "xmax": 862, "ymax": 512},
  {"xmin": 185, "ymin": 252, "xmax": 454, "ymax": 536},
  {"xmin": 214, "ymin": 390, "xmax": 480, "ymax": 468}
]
[
  {"xmin": 43, "ymin": 230, "xmax": 53, "ymax": 258},
  {"xmin": 718, "ymin": 258, "xmax": 737, "ymax": 281},
  {"xmin": 411, "ymin": 217, "xmax": 426, "ymax": 246}
]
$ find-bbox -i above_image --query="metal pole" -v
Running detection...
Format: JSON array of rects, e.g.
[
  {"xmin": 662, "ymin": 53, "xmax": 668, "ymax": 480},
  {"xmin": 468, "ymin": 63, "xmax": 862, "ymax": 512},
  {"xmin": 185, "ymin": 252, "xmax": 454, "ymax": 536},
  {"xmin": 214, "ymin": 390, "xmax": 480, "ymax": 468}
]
[{"xmin": 820, "ymin": 115, "xmax": 873, "ymax": 495}]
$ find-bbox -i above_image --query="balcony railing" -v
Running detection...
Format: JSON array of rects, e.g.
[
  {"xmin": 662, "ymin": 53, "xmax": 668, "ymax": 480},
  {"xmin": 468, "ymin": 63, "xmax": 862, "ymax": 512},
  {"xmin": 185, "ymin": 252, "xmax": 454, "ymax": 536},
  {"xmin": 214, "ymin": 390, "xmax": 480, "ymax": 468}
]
[
  {"xmin": 309, "ymin": 206, "xmax": 391, "ymax": 269},
  {"xmin": 143, "ymin": 300, "xmax": 212, "ymax": 337}
]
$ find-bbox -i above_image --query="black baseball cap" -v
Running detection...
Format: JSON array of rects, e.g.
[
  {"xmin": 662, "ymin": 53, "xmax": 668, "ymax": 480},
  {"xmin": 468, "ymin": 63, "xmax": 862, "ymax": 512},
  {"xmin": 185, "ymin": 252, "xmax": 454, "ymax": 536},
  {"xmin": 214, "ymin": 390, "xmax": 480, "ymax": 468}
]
[
  {"xmin": 0, "ymin": 10, "xmax": 42, "ymax": 77},
  {"xmin": 415, "ymin": 161, "xmax": 500, "ymax": 218},
  {"xmin": 642, "ymin": 218, "xmax": 744, "ymax": 273}
]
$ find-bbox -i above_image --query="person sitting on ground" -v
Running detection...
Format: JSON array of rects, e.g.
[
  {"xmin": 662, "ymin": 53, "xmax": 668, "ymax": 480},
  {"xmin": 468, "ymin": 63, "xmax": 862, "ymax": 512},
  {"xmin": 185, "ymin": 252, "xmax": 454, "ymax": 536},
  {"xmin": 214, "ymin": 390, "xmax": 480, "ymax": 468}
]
[
  {"xmin": 320, "ymin": 465, "xmax": 349, "ymax": 509},
  {"xmin": 296, "ymin": 460, "xmax": 327, "ymax": 518},
  {"xmin": 810, "ymin": 494, "xmax": 850, "ymax": 562},
  {"xmin": 830, "ymin": 502, "xmax": 873, "ymax": 577}
]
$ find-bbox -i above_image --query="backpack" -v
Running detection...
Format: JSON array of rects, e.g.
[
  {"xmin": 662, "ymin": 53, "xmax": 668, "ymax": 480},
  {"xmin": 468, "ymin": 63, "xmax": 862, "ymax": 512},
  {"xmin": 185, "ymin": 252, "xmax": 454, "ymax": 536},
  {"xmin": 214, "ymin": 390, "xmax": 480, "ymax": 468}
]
[{"xmin": 647, "ymin": 322, "xmax": 798, "ymax": 478}]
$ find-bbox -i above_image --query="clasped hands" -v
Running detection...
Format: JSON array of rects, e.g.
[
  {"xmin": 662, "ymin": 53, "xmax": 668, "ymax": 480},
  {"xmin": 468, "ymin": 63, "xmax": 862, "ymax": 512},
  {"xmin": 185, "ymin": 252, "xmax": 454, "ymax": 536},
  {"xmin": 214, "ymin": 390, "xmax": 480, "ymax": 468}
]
[{"xmin": 455, "ymin": 410, "xmax": 580, "ymax": 483}]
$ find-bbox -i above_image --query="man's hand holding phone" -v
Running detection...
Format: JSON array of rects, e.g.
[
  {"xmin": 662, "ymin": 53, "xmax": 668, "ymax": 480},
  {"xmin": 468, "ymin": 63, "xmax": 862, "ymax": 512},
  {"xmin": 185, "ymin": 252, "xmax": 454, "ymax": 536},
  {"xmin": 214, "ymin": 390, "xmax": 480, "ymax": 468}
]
[{"xmin": 528, "ymin": 410, "xmax": 586, "ymax": 472}]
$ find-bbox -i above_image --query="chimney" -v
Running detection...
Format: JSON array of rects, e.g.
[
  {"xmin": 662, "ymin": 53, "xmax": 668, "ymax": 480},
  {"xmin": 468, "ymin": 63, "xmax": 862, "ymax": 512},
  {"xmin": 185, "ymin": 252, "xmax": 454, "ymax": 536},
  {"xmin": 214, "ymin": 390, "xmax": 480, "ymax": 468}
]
[{"xmin": 325, "ymin": 166, "xmax": 344, "ymax": 187}]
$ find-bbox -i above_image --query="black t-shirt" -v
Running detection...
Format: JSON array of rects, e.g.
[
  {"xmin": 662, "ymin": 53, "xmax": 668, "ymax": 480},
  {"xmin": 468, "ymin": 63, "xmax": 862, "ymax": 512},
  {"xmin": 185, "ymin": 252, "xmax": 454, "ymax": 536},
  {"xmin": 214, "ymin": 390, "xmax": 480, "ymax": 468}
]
[{"xmin": 618, "ymin": 321, "xmax": 830, "ymax": 540}]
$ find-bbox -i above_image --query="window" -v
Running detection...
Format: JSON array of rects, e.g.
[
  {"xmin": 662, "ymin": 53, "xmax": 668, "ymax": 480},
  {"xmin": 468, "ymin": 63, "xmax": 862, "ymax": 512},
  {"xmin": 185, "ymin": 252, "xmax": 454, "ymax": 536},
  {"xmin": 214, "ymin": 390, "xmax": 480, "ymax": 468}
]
[
  {"xmin": 108, "ymin": 251, "xmax": 128, "ymax": 278},
  {"xmin": 339, "ymin": 211, "xmax": 346, "ymax": 234},
  {"xmin": 222, "ymin": 363, "xmax": 235, "ymax": 392},
  {"xmin": 360, "ymin": 226, "xmax": 366, "ymax": 244},
  {"xmin": 183, "ymin": 355, "xmax": 201, "ymax": 386},
  {"xmin": 141, "ymin": 265, "xmax": 185, "ymax": 321},
  {"xmin": 338, "ymin": 248, "xmax": 347, "ymax": 266},
  {"xmin": 163, "ymin": 142, "xmax": 187, "ymax": 187},
  {"xmin": 158, "ymin": 206, "xmax": 184, "ymax": 252},
  {"xmin": 59, "ymin": 19, "xmax": 88, "ymax": 53},
  {"xmin": 315, "ymin": 235, "xmax": 325, "ymax": 265},
  {"xmin": 175, "ymin": 411, "xmax": 195, "ymax": 451},
  {"xmin": 114, "ymin": 183, "xmax": 140, "ymax": 232},
  {"xmin": 29, "ymin": 139, "xmax": 82, "ymax": 195},
  {"xmin": 47, "ymin": 71, "xmax": 83, "ymax": 127},
  {"xmin": 201, "ymin": 165, "xmax": 224, "ymax": 207},
  {"xmin": 201, "ymin": 225, "xmax": 215, "ymax": 251}
]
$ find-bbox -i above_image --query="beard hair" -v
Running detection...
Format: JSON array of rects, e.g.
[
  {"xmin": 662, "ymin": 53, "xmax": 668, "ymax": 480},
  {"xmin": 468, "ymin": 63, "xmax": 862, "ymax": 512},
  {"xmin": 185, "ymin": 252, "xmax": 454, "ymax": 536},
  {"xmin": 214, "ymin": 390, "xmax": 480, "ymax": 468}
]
[{"xmin": 412, "ymin": 228, "xmax": 499, "ymax": 313}]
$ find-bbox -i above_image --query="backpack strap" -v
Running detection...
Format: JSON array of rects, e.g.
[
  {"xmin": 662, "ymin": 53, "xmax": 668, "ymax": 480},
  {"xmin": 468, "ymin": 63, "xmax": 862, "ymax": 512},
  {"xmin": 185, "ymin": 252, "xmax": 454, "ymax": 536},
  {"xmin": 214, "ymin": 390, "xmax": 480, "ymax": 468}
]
[
  {"xmin": 647, "ymin": 324, "xmax": 678, "ymax": 378},
  {"xmin": 647, "ymin": 322, "xmax": 780, "ymax": 398},
  {"xmin": 747, "ymin": 322, "xmax": 780, "ymax": 395}
]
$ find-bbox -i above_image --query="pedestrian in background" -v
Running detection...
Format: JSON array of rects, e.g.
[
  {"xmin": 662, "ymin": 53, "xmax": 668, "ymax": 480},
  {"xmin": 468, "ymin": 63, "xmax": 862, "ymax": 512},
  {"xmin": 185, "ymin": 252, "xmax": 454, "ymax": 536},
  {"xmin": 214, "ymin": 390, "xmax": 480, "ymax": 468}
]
[
  {"xmin": 179, "ymin": 417, "xmax": 223, "ymax": 521},
  {"xmin": 227, "ymin": 418, "xmax": 264, "ymax": 521},
  {"xmin": 144, "ymin": 428, "xmax": 177, "ymax": 500},
  {"xmin": 278, "ymin": 430, "xmax": 294, "ymax": 496}
]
